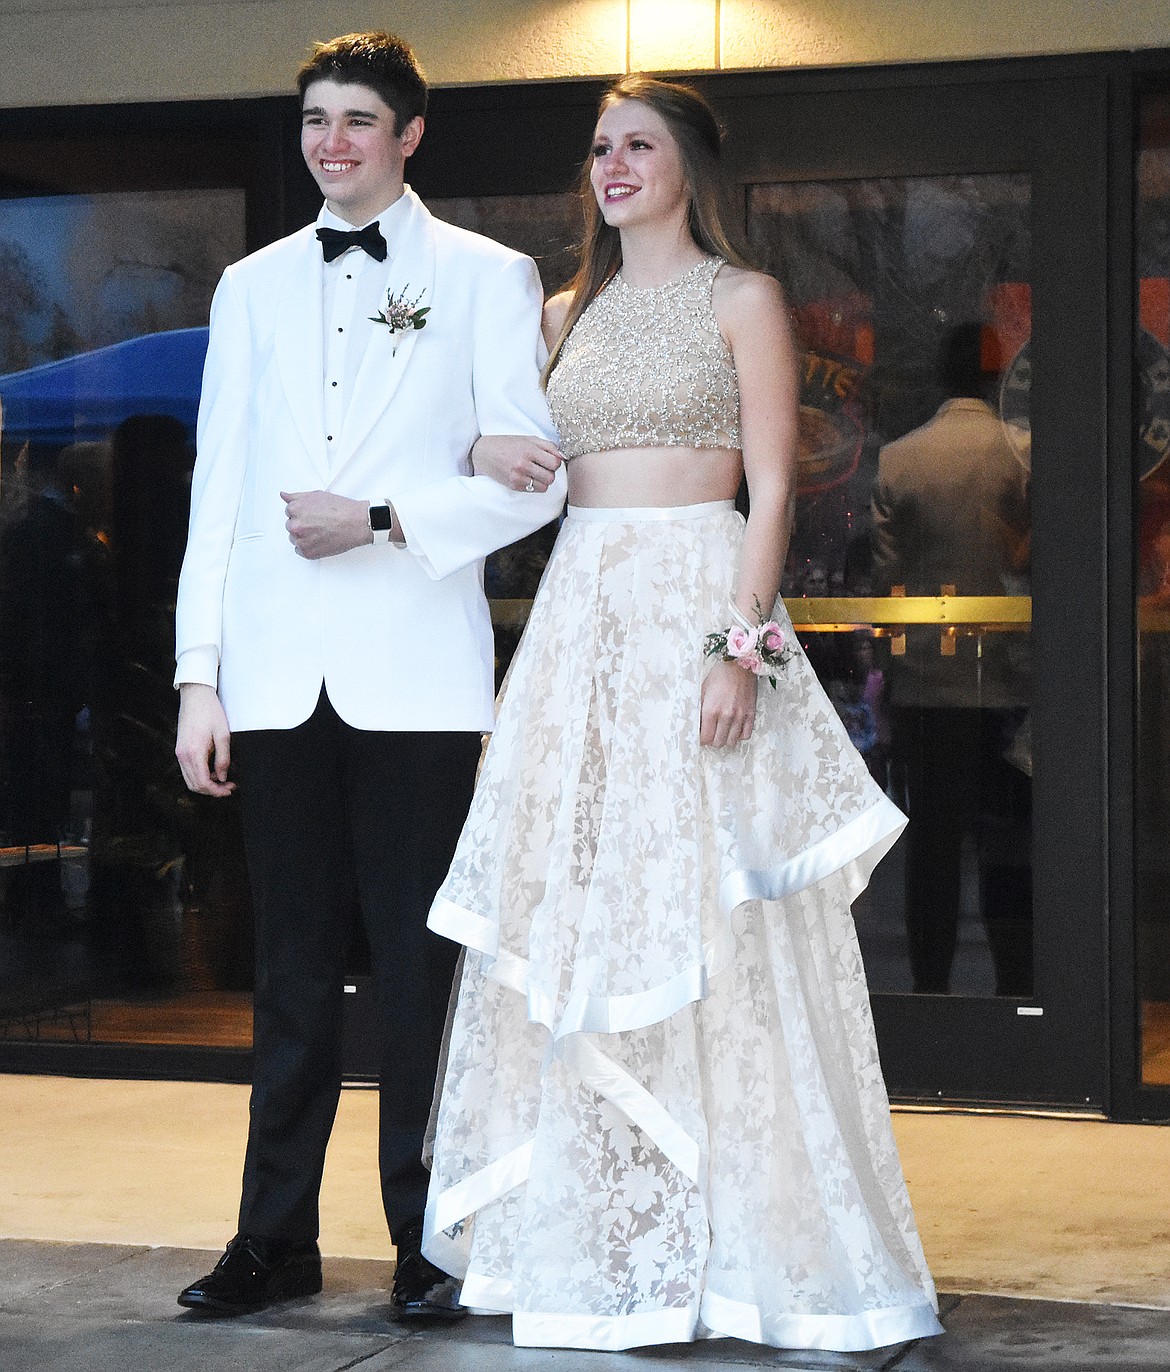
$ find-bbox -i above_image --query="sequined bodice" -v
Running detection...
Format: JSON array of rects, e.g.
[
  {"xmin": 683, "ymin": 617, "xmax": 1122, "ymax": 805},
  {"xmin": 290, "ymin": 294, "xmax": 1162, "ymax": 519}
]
[{"xmin": 546, "ymin": 257, "xmax": 740, "ymax": 460}]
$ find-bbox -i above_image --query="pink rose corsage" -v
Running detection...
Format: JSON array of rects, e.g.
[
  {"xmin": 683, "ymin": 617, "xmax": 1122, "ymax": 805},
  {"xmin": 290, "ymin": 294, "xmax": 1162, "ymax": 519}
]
[{"xmin": 704, "ymin": 598, "xmax": 792, "ymax": 688}]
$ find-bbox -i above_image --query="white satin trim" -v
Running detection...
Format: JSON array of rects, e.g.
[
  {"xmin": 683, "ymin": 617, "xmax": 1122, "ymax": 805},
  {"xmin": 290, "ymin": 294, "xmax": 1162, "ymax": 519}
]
[
  {"xmin": 532, "ymin": 959, "xmax": 708, "ymax": 1038},
  {"xmin": 428, "ymin": 796, "xmax": 905, "ymax": 1047},
  {"xmin": 423, "ymin": 1140, "xmax": 533, "ymax": 1284},
  {"xmin": 424, "ymin": 786, "xmax": 908, "ymax": 1304},
  {"xmin": 424, "ymin": 1026, "xmax": 705, "ymax": 1268},
  {"xmin": 431, "ymin": 896, "xmax": 730, "ymax": 1040},
  {"xmin": 514, "ymin": 1304, "xmax": 700, "ymax": 1350},
  {"xmin": 488, "ymin": 1294, "xmax": 942, "ymax": 1351},
  {"xmin": 566, "ymin": 499, "xmax": 735, "ymax": 523},
  {"xmin": 719, "ymin": 794, "xmax": 907, "ymax": 913},
  {"xmin": 701, "ymin": 1289, "xmax": 944, "ymax": 1351},
  {"xmin": 427, "ymin": 1139, "xmax": 534, "ymax": 1238},
  {"xmin": 428, "ymin": 896, "xmax": 496, "ymax": 958},
  {"xmin": 458, "ymin": 1271, "xmax": 515, "ymax": 1313},
  {"xmin": 561, "ymin": 1035, "xmax": 704, "ymax": 1181}
]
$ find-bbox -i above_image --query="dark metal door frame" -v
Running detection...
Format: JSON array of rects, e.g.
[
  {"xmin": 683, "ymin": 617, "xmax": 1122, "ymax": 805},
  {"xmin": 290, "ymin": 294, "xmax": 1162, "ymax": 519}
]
[{"xmin": 701, "ymin": 65, "xmax": 1112, "ymax": 1109}]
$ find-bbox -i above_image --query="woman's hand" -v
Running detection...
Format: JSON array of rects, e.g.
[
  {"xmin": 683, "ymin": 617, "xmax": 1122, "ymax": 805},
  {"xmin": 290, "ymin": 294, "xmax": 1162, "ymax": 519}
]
[
  {"xmin": 472, "ymin": 434, "xmax": 564, "ymax": 493},
  {"xmin": 700, "ymin": 658, "xmax": 758, "ymax": 747}
]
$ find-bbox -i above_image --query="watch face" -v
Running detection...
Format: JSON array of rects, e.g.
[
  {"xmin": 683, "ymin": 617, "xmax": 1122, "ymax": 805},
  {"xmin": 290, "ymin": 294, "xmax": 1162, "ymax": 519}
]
[{"xmin": 369, "ymin": 504, "xmax": 393, "ymax": 531}]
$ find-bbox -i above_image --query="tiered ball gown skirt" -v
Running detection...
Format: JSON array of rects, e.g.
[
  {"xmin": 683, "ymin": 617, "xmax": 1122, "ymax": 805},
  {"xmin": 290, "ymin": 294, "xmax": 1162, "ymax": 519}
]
[{"xmin": 423, "ymin": 501, "xmax": 942, "ymax": 1352}]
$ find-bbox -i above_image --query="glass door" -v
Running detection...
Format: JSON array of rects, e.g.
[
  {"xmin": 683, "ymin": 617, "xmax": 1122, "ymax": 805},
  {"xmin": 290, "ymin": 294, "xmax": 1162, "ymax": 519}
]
[
  {"xmin": 750, "ymin": 174, "xmax": 1034, "ymax": 1005},
  {"xmin": 717, "ymin": 71, "xmax": 1110, "ymax": 1105},
  {"xmin": 0, "ymin": 98, "xmax": 287, "ymax": 1080},
  {"xmin": 1135, "ymin": 81, "xmax": 1170, "ymax": 1098}
]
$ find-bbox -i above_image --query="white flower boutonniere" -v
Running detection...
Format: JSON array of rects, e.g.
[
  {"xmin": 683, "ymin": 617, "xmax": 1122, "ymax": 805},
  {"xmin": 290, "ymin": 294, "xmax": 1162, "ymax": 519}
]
[{"xmin": 370, "ymin": 285, "xmax": 430, "ymax": 355}]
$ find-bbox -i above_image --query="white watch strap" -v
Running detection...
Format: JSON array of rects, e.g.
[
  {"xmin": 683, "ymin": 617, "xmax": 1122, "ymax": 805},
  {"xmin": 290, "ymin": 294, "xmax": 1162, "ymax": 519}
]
[
  {"xmin": 387, "ymin": 499, "xmax": 407, "ymax": 548},
  {"xmin": 369, "ymin": 501, "xmax": 393, "ymax": 544}
]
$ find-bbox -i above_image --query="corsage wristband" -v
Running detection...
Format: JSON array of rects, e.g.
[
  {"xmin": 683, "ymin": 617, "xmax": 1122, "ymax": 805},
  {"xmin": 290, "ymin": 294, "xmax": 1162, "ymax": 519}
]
[
  {"xmin": 727, "ymin": 599, "xmax": 755, "ymax": 632},
  {"xmin": 705, "ymin": 597, "xmax": 792, "ymax": 689}
]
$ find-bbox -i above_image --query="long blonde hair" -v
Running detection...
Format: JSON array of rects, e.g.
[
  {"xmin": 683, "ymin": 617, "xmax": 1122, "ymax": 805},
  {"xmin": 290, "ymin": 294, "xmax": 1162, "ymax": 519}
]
[{"xmin": 545, "ymin": 74, "xmax": 752, "ymax": 381}]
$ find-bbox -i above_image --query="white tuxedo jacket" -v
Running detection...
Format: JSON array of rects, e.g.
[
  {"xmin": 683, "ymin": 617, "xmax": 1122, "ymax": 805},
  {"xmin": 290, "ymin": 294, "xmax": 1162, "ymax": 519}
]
[
  {"xmin": 175, "ymin": 189, "xmax": 565, "ymax": 733},
  {"xmin": 872, "ymin": 397, "xmax": 1030, "ymax": 709}
]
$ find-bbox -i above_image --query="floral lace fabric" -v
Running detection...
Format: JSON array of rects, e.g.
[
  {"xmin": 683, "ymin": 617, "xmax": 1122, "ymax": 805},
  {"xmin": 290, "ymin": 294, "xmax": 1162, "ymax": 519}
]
[{"xmin": 423, "ymin": 505, "xmax": 941, "ymax": 1352}]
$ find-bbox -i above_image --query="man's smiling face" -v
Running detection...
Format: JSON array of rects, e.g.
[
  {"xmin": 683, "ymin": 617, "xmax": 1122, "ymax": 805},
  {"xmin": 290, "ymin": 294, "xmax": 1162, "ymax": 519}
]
[{"xmin": 301, "ymin": 78, "xmax": 423, "ymax": 226}]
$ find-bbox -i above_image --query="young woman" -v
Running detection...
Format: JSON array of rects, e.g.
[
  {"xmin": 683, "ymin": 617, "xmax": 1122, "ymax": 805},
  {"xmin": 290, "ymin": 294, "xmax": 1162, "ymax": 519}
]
[{"xmin": 420, "ymin": 75, "xmax": 942, "ymax": 1354}]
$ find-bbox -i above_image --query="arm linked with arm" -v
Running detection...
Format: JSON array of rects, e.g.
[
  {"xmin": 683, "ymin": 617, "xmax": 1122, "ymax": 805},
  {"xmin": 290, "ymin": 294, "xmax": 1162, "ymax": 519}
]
[{"xmin": 391, "ymin": 253, "xmax": 567, "ymax": 580}]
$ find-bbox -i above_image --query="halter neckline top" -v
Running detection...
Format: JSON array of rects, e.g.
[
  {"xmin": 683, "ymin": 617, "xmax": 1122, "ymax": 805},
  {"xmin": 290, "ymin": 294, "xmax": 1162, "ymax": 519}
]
[{"xmin": 546, "ymin": 256, "xmax": 741, "ymax": 461}]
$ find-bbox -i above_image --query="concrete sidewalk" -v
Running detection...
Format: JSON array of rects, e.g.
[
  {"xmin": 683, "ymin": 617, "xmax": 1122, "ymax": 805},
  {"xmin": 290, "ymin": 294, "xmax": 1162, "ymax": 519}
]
[
  {"xmin": 3, "ymin": 1240, "xmax": 1170, "ymax": 1372},
  {"xmin": 6, "ymin": 1077, "xmax": 1170, "ymax": 1309}
]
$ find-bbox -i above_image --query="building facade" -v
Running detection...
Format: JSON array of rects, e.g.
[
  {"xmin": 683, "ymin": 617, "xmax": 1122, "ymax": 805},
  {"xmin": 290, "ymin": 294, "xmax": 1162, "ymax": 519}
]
[{"xmin": 1, "ymin": 2, "xmax": 1169, "ymax": 1120}]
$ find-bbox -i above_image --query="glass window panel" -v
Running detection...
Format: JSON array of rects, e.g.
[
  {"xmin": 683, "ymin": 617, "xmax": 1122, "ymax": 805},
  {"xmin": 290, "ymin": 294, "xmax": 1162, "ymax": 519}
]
[
  {"xmin": 0, "ymin": 188, "xmax": 252, "ymax": 1049},
  {"xmin": 429, "ymin": 191, "xmax": 581, "ymax": 299},
  {"xmin": 749, "ymin": 174, "xmax": 1034, "ymax": 996},
  {"xmin": 1135, "ymin": 91, "xmax": 1170, "ymax": 1086}
]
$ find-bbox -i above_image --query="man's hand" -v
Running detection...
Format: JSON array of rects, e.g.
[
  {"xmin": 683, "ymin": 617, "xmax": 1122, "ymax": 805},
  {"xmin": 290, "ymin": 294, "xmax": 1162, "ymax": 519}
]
[
  {"xmin": 176, "ymin": 683, "xmax": 236, "ymax": 797},
  {"xmin": 700, "ymin": 659, "xmax": 758, "ymax": 748},
  {"xmin": 471, "ymin": 435, "xmax": 563, "ymax": 493},
  {"xmin": 281, "ymin": 490, "xmax": 372, "ymax": 559}
]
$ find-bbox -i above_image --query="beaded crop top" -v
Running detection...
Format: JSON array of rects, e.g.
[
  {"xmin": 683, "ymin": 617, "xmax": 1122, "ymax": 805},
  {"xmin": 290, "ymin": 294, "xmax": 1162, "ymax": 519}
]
[{"xmin": 546, "ymin": 256, "xmax": 740, "ymax": 460}]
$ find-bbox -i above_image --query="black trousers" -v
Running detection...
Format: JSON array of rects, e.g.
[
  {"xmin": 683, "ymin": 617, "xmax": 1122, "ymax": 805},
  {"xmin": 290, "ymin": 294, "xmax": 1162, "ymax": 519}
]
[
  {"xmin": 894, "ymin": 706, "xmax": 1033, "ymax": 996},
  {"xmin": 231, "ymin": 687, "xmax": 479, "ymax": 1244}
]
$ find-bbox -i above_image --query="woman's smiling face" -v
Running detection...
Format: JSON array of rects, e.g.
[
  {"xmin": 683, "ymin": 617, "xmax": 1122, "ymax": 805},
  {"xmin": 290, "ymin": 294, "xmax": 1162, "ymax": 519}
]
[{"xmin": 589, "ymin": 99, "xmax": 689, "ymax": 232}]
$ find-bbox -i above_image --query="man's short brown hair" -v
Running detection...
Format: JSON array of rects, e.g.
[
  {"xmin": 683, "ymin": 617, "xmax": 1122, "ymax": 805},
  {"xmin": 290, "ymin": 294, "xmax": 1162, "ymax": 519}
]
[{"xmin": 297, "ymin": 31, "xmax": 427, "ymax": 134}]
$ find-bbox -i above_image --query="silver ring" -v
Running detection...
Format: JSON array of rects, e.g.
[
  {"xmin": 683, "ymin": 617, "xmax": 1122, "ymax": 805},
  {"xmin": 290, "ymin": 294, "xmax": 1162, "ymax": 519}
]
[{"xmin": 524, "ymin": 477, "xmax": 536, "ymax": 493}]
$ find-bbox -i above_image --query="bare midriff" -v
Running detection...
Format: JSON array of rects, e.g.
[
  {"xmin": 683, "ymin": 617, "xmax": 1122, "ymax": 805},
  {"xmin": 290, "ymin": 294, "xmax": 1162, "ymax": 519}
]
[{"xmin": 567, "ymin": 445, "xmax": 744, "ymax": 508}]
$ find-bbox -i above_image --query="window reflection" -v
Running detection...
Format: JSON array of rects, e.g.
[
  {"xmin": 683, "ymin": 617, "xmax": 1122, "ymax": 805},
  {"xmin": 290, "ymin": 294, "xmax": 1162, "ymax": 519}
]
[
  {"xmin": 1136, "ymin": 91, "xmax": 1170, "ymax": 1085},
  {"xmin": 749, "ymin": 174, "xmax": 1034, "ymax": 997},
  {"xmin": 0, "ymin": 189, "xmax": 250, "ymax": 1050}
]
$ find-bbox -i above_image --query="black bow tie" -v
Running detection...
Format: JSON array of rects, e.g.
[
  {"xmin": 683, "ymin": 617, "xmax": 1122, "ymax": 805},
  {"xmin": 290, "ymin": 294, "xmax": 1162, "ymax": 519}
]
[{"xmin": 316, "ymin": 222, "xmax": 387, "ymax": 263}]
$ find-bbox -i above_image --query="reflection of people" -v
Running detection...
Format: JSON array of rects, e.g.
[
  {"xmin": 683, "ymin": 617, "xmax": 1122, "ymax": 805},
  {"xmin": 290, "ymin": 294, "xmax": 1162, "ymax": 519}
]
[
  {"xmin": 1136, "ymin": 465, "xmax": 1170, "ymax": 1003},
  {"xmin": 857, "ymin": 633, "xmax": 893, "ymax": 781},
  {"xmin": 172, "ymin": 31, "xmax": 565, "ymax": 1316},
  {"xmin": 89, "ymin": 417, "xmax": 198, "ymax": 984},
  {"xmin": 872, "ymin": 322, "xmax": 1032, "ymax": 995},
  {"xmin": 816, "ymin": 632, "xmax": 890, "ymax": 785},
  {"xmin": 829, "ymin": 673, "xmax": 878, "ymax": 755},
  {"xmin": 422, "ymin": 76, "xmax": 941, "ymax": 1353},
  {"xmin": 0, "ymin": 441, "xmax": 86, "ymax": 863},
  {"xmin": 109, "ymin": 415, "xmax": 191, "ymax": 625},
  {"xmin": 1139, "ymin": 464, "xmax": 1170, "ymax": 605}
]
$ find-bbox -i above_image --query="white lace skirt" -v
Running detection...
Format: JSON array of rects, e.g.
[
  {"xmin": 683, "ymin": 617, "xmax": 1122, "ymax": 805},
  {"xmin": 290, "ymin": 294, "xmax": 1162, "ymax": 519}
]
[{"xmin": 423, "ymin": 501, "xmax": 941, "ymax": 1352}]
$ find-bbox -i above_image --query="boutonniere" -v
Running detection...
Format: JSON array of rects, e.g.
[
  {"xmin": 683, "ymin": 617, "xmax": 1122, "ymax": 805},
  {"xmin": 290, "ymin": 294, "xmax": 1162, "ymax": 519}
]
[{"xmin": 369, "ymin": 285, "xmax": 430, "ymax": 355}]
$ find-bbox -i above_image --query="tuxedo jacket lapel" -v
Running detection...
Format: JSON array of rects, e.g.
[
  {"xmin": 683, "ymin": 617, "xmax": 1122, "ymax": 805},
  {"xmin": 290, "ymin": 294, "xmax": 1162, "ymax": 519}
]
[
  {"xmin": 331, "ymin": 190, "xmax": 437, "ymax": 476},
  {"xmin": 274, "ymin": 229, "xmax": 329, "ymax": 482}
]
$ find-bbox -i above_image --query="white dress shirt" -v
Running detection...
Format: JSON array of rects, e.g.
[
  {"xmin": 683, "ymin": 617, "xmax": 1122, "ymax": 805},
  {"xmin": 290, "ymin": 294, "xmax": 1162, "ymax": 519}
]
[{"xmin": 318, "ymin": 193, "xmax": 412, "ymax": 463}]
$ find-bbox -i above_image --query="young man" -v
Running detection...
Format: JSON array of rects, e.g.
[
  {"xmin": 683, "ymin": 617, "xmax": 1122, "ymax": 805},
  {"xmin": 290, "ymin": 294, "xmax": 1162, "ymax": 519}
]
[{"xmin": 173, "ymin": 31, "xmax": 564, "ymax": 1318}]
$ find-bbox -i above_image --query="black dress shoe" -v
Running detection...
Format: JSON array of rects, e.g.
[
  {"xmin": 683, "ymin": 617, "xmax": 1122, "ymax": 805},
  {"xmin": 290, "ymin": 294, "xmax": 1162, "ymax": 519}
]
[
  {"xmin": 178, "ymin": 1234, "xmax": 322, "ymax": 1313},
  {"xmin": 390, "ymin": 1219, "xmax": 465, "ymax": 1321}
]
